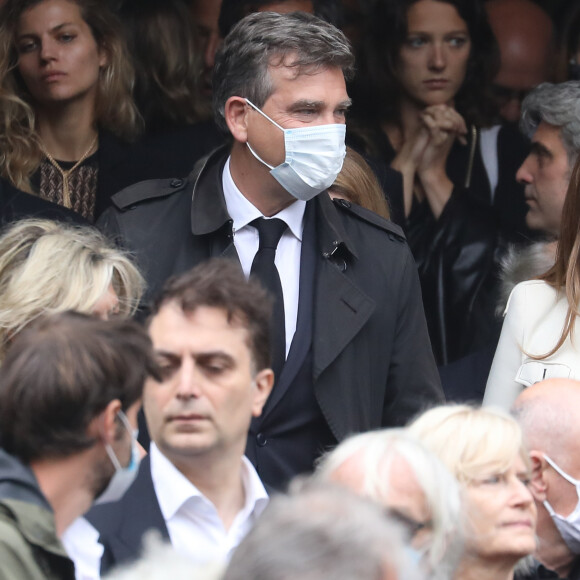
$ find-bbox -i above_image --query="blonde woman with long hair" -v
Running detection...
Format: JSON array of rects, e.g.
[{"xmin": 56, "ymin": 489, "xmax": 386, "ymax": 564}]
[{"xmin": 0, "ymin": 0, "xmax": 141, "ymax": 221}]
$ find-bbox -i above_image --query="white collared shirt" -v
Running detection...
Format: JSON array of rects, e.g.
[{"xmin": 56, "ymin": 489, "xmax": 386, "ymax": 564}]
[
  {"xmin": 151, "ymin": 443, "xmax": 268, "ymax": 566},
  {"xmin": 62, "ymin": 516, "xmax": 104, "ymax": 580},
  {"xmin": 222, "ymin": 157, "xmax": 305, "ymax": 356}
]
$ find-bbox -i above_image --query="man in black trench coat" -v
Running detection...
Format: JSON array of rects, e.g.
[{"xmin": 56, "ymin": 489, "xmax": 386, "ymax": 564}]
[{"xmin": 98, "ymin": 11, "xmax": 443, "ymax": 490}]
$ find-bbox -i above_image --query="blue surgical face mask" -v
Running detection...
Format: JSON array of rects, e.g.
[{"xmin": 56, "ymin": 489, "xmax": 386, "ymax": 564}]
[
  {"xmin": 543, "ymin": 454, "xmax": 580, "ymax": 554},
  {"xmin": 245, "ymin": 98, "xmax": 346, "ymax": 202},
  {"xmin": 94, "ymin": 411, "xmax": 140, "ymax": 505}
]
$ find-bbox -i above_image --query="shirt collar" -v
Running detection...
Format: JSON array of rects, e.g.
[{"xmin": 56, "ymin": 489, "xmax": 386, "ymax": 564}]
[
  {"xmin": 239, "ymin": 456, "xmax": 269, "ymax": 521},
  {"xmin": 150, "ymin": 443, "xmax": 268, "ymax": 522},
  {"xmin": 222, "ymin": 156, "xmax": 305, "ymax": 242}
]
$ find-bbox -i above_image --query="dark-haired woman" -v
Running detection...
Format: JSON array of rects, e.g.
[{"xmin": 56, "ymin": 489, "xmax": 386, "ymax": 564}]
[{"xmin": 349, "ymin": 0, "xmax": 530, "ymax": 364}]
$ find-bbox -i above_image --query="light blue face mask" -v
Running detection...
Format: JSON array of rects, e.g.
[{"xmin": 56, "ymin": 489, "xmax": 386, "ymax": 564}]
[
  {"xmin": 94, "ymin": 411, "xmax": 140, "ymax": 505},
  {"xmin": 543, "ymin": 454, "xmax": 580, "ymax": 554},
  {"xmin": 245, "ymin": 98, "xmax": 347, "ymax": 201}
]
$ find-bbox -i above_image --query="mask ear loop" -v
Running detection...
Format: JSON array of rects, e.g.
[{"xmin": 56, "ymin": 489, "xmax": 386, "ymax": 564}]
[
  {"xmin": 104, "ymin": 411, "xmax": 135, "ymax": 471},
  {"xmin": 245, "ymin": 98, "xmax": 285, "ymax": 131},
  {"xmin": 544, "ymin": 454, "xmax": 580, "ymax": 486},
  {"xmin": 244, "ymin": 99, "xmax": 287, "ymax": 171}
]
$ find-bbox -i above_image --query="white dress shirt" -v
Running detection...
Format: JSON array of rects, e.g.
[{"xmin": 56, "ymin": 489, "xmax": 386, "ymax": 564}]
[
  {"xmin": 222, "ymin": 157, "xmax": 305, "ymax": 357},
  {"xmin": 151, "ymin": 443, "xmax": 269, "ymax": 567},
  {"xmin": 62, "ymin": 516, "xmax": 104, "ymax": 580},
  {"xmin": 480, "ymin": 125, "xmax": 501, "ymax": 200}
]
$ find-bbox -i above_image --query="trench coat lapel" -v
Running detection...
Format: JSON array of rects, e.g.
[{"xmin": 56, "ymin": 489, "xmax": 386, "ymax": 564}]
[{"xmin": 312, "ymin": 195, "xmax": 376, "ymax": 380}]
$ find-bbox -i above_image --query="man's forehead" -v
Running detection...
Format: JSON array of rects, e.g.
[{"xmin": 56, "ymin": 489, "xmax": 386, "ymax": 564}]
[
  {"xmin": 267, "ymin": 56, "xmax": 345, "ymax": 82},
  {"xmin": 150, "ymin": 302, "xmax": 248, "ymax": 336},
  {"xmin": 533, "ymin": 121, "xmax": 563, "ymax": 144}
]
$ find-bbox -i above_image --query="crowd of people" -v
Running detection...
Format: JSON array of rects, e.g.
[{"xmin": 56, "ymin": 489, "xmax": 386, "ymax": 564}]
[{"xmin": 0, "ymin": 0, "xmax": 580, "ymax": 579}]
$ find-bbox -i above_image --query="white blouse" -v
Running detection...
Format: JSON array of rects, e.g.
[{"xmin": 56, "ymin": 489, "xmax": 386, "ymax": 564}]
[{"xmin": 484, "ymin": 280, "xmax": 580, "ymax": 409}]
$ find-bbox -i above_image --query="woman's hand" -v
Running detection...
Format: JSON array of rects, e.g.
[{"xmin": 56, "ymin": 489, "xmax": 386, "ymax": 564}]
[
  {"xmin": 416, "ymin": 105, "xmax": 467, "ymax": 219},
  {"xmin": 390, "ymin": 123, "xmax": 431, "ymax": 218}
]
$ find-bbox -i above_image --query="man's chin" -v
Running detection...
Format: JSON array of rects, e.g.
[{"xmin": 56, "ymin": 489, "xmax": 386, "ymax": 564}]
[{"xmin": 161, "ymin": 434, "xmax": 218, "ymax": 459}]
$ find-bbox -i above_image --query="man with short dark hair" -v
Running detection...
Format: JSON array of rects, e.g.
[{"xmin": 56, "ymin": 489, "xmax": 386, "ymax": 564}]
[
  {"xmin": 0, "ymin": 312, "xmax": 157, "ymax": 580},
  {"xmin": 88, "ymin": 259, "xmax": 275, "ymax": 575},
  {"xmin": 98, "ymin": 11, "xmax": 443, "ymax": 491}
]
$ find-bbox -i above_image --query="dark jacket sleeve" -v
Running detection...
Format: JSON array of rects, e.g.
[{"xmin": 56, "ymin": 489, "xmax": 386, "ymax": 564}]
[{"xmin": 381, "ymin": 243, "xmax": 445, "ymax": 426}]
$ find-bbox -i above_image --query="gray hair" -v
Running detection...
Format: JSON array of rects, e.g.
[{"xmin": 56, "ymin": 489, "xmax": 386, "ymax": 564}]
[
  {"xmin": 315, "ymin": 429, "xmax": 463, "ymax": 580},
  {"xmin": 223, "ymin": 483, "xmax": 422, "ymax": 580},
  {"xmin": 212, "ymin": 11, "xmax": 354, "ymax": 132},
  {"xmin": 520, "ymin": 81, "xmax": 580, "ymax": 166}
]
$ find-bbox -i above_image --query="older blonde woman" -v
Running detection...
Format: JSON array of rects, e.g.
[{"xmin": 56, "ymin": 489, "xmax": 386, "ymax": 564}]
[
  {"xmin": 408, "ymin": 405, "xmax": 537, "ymax": 580},
  {"xmin": 0, "ymin": 218, "xmax": 144, "ymax": 360}
]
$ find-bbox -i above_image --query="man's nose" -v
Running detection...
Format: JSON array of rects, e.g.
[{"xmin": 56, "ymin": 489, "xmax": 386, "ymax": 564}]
[
  {"xmin": 516, "ymin": 156, "xmax": 534, "ymax": 184},
  {"xmin": 175, "ymin": 360, "xmax": 202, "ymax": 400}
]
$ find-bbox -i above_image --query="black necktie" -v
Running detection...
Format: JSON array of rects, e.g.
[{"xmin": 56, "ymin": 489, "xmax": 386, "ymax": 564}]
[{"xmin": 250, "ymin": 217, "xmax": 287, "ymax": 379}]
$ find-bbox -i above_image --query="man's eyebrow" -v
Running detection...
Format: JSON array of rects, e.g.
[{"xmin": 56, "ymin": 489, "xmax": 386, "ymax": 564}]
[
  {"xmin": 288, "ymin": 99, "xmax": 324, "ymax": 110},
  {"xmin": 530, "ymin": 141, "xmax": 552, "ymax": 158},
  {"xmin": 153, "ymin": 349, "xmax": 180, "ymax": 359},
  {"xmin": 154, "ymin": 348, "xmax": 233, "ymax": 362},
  {"xmin": 288, "ymin": 99, "xmax": 352, "ymax": 111},
  {"xmin": 196, "ymin": 351, "xmax": 235, "ymax": 364}
]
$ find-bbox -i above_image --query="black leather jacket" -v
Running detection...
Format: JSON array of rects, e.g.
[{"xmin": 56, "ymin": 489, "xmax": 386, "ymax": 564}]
[{"xmin": 407, "ymin": 190, "xmax": 503, "ymax": 365}]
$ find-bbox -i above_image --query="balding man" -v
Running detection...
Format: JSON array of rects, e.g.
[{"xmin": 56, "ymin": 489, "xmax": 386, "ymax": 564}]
[
  {"xmin": 512, "ymin": 379, "xmax": 580, "ymax": 580},
  {"xmin": 486, "ymin": 0, "xmax": 554, "ymax": 123}
]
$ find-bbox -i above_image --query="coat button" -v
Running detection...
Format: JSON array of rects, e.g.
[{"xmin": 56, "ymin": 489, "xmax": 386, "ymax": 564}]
[
  {"xmin": 256, "ymin": 433, "xmax": 268, "ymax": 447},
  {"xmin": 170, "ymin": 178, "xmax": 184, "ymax": 188}
]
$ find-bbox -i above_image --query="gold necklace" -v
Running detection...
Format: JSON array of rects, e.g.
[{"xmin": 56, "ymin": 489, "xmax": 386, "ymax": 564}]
[{"xmin": 41, "ymin": 135, "xmax": 98, "ymax": 208}]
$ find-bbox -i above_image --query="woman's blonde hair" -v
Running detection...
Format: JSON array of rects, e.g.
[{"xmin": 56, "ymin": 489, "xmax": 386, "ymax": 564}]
[
  {"xmin": 408, "ymin": 404, "xmax": 530, "ymax": 483},
  {"xmin": 0, "ymin": 219, "xmax": 144, "ymax": 360},
  {"xmin": 329, "ymin": 147, "xmax": 391, "ymax": 220},
  {"xmin": 0, "ymin": 0, "xmax": 142, "ymax": 193}
]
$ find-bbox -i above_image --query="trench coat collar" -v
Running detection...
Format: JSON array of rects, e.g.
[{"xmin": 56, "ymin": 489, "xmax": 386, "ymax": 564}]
[{"xmin": 189, "ymin": 146, "xmax": 358, "ymax": 264}]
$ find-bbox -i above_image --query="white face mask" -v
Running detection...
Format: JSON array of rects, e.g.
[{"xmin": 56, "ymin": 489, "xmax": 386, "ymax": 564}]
[
  {"xmin": 94, "ymin": 411, "xmax": 140, "ymax": 505},
  {"xmin": 543, "ymin": 454, "xmax": 580, "ymax": 553},
  {"xmin": 245, "ymin": 98, "xmax": 346, "ymax": 201}
]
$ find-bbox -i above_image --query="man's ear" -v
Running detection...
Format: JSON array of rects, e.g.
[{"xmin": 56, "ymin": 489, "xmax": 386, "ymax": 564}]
[
  {"xmin": 90, "ymin": 399, "xmax": 122, "ymax": 445},
  {"xmin": 529, "ymin": 450, "xmax": 549, "ymax": 502},
  {"xmin": 251, "ymin": 369, "xmax": 275, "ymax": 418},
  {"xmin": 224, "ymin": 96, "xmax": 250, "ymax": 142}
]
